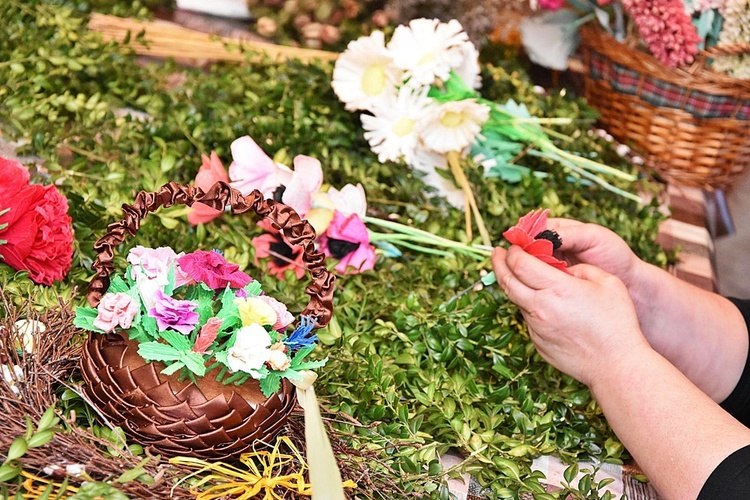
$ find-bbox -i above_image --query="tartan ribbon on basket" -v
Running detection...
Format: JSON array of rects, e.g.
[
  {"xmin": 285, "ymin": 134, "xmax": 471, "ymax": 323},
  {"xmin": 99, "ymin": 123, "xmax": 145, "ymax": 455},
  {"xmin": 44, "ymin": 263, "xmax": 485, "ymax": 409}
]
[{"xmin": 588, "ymin": 51, "xmax": 750, "ymax": 120}]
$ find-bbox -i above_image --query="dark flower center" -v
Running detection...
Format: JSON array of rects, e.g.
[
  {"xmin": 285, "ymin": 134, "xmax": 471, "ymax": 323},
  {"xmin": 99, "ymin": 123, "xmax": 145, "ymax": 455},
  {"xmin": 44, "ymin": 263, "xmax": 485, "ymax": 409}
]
[
  {"xmin": 534, "ymin": 229, "xmax": 562, "ymax": 250},
  {"xmin": 327, "ymin": 238, "xmax": 360, "ymax": 259},
  {"xmin": 272, "ymin": 185, "xmax": 286, "ymax": 202},
  {"xmin": 269, "ymin": 238, "xmax": 297, "ymax": 265}
]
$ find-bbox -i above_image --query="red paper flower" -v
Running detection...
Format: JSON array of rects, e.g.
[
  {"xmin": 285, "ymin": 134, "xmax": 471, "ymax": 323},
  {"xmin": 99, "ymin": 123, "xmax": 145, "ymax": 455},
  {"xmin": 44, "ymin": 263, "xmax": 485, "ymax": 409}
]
[
  {"xmin": 188, "ymin": 151, "xmax": 229, "ymax": 226},
  {"xmin": 177, "ymin": 250, "xmax": 252, "ymax": 290},
  {"xmin": 252, "ymin": 219, "xmax": 306, "ymax": 279},
  {"xmin": 0, "ymin": 157, "xmax": 73, "ymax": 285},
  {"xmin": 503, "ymin": 209, "xmax": 567, "ymax": 272}
]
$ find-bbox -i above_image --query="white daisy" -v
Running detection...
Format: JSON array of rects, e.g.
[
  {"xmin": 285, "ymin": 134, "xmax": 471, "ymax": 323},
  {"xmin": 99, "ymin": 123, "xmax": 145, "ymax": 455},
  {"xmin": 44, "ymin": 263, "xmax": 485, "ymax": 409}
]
[
  {"xmin": 361, "ymin": 87, "xmax": 434, "ymax": 164},
  {"xmin": 332, "ymin": 30, "xmax": 401, "ymax": 112},
  {"xmin": 453, "ymin": 42, "xmax": 482, "ymax": 90},
  {"xmin": 387, "ymin": 18, "xmax": 472, "ymax": 87},
  {"xmin": 420, "ymin": 99, "xmax": 490, "ymax": 154},
  {"xmin": 409, "ymin": 148, "xmax": 466, "ymax": 209}
]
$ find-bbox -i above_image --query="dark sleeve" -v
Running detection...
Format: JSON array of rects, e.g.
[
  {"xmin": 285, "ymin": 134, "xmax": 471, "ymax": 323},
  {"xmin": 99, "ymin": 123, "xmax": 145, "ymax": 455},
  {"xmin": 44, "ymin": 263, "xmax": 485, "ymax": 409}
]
[
  {"xmin": 698, "ymin": 444, "xmax": 750, "ymax": 499},
  {"xmin": 719, "ymin": 298, "xmax": 750, "ymax": 427}
]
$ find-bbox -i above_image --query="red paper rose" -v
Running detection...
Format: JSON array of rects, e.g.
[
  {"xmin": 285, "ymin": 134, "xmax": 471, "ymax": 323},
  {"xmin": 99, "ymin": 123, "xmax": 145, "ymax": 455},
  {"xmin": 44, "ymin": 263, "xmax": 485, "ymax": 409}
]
[{"xmin": 0, "ymin": 157, "xmax": 74, "ymax": 285}]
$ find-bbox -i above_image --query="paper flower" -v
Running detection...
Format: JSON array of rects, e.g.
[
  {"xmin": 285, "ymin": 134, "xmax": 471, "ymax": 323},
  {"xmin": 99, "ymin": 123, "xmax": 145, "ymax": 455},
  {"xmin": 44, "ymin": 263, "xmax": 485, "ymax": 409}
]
[
  {"xmin": 387, "ymin": 18, "xmax": 471, "ymax": 87},
  {"xmin": 178, "ymin": 250, "xmax": 252, "ymax": 290},
  {"xmin": 252, "ymin": 219, "xmax": 306, "ymax": 279},
  {"xmin": 326, "ymin": 183, "xmax": 368, "ymax": 219},
  {"xmin": 228, "ymin": 135, "xmax": 322, "ymax": 217},
  {"xmin": 226, "ymin": 324, "xmax": 272, "ymax": 374},
  {"xmin": 503, "ymin": 209, "xmax": 567, "ymax": 271},
  {"xmin": 236, "ymin": 296, "xmax": 278, "ymax": 328},
  {"xmin": 149, "ymin": 289, "xmax": 200, "ymax": 335},
  {"xmin": 0, "ymin": 156, "xmax": 73, "ymax": 286},
  {"xmin": 420, "ymin": 99, "xmax": 490, "ymax": 154},
  {"xmin": 188, "ymin": 151, "xmax": 229, "ymax": 226},
  {"xmin": 94, "ymin": 292, "xmax": 140, "ymax": 333},
  {"xmin": 332, "ymin": 30, "xmax": 401, "ymax": 112},
  {"xmin": 361, "ymin": 86, "xmax": 434, "ymax": 164},
  {"xmin": 256, "ymin": 295, "xmax": 294, "ymax": 332},
  {"xmin": 319, "ymin": 211, "xmax": 376, "ymax": 274}
]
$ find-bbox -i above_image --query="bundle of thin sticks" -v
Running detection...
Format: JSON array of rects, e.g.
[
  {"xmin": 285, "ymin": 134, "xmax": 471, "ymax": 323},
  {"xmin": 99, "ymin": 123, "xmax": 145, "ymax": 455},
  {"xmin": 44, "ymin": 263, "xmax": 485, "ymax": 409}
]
[{"xmin": 87, "ymin": 13, "xmax": 339, "ymax": 64}]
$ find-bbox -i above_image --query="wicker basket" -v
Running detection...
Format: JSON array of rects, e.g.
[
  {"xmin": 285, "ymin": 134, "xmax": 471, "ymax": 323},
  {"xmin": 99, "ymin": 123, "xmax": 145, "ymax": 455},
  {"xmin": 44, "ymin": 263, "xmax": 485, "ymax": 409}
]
[
  {"xmin": 578, "ymin": 23, "xmax": 750, "ymax": 191},
  {"xmin": 79, "ymin": 181, "xmax": 335, "ymax": 459}
]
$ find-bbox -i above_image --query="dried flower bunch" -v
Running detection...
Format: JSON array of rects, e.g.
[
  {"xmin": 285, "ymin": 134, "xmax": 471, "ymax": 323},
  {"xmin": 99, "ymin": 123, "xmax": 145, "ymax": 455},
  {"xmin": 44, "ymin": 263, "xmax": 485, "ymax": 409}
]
[
  {"xmin": 74, "ymin": 245, "xmax": 326, "ymax": 396},
  {"xmin": 533, "ymin": 0, "xmax": 749, "ymax": 75}
]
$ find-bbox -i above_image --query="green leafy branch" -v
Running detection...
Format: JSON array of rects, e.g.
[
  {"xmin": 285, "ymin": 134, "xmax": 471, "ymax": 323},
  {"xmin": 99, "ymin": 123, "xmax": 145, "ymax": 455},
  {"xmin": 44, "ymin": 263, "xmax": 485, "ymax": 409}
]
[{"xmin": 0, "ymin": 407, "xmax": 61, "ymax": 483}]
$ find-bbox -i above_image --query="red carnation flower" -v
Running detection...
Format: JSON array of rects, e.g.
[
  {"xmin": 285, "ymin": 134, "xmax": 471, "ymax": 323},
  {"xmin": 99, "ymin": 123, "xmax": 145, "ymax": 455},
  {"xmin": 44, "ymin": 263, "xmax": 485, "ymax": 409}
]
[
  {"xmin": 252, "ymin": 219, "xmax": 306, "ymax": 279},
  {"xmin": 0, "ymin": 157, "xmax": 74, "ymax": 285},
  {"xmin": 503, "ymin": 209, "xmax": 567, "ymax": 272}
]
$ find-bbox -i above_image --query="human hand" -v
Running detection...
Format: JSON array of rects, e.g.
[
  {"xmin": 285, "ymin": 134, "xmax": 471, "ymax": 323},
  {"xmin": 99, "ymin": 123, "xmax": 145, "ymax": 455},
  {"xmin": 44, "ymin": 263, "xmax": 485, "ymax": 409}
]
[
  {"xmin": 492, "ymin": 245, "xmax": 650, "ymax": 386},
  {"xmin": 548, "ymin": 219, "xmax": 641, "ymax": 290}
]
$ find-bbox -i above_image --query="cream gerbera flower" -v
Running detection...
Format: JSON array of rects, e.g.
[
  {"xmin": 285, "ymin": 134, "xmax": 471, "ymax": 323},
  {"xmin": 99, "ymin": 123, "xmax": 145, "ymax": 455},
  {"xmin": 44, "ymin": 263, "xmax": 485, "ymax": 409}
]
[
  {"xmin": 387, "ymin": 18, "xmax": 472, "ymax": 87},
  {"xmin": 408, "ymin": 148, "xmax": 466, "ymax": 209},
  {"xmin": 332, "ymin": 31, "xmax": 401, "ymax": 112},
  {"xmin": 360, "ymin": 87, "xmax": 434, "ymax": 163},
  {"xmin": 420, "ymin": 99, "xmax": 490, "ymax": 154},
  {"xmin": 453, "ymin": 42, "xmax": 481, "ymax": 90}
]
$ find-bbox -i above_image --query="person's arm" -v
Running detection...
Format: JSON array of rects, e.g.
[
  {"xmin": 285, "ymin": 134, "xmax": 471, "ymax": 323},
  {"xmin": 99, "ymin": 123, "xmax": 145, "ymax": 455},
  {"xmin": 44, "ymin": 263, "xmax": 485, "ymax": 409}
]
[
  {"xmin": 549, "ymin": 219, "xmax": 749, "ymax": 402},
  {"xmin": 492, "ymin": 246, "xmax": 750, "ymax": 499}
]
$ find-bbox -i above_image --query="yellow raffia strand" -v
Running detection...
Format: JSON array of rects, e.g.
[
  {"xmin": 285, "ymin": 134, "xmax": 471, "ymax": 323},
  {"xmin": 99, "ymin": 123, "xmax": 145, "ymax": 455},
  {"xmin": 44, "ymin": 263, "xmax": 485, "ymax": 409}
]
[
  {"xmin": 21, "ymin": 472, "xmax": 79, "ymax": 499},
  {"xmin": 447, "ymin": 151, "xmax": 492, "ymax": 247},
  {"xmin": 170, "ymin": 436, "xmax": 356, "ymax": 500}
]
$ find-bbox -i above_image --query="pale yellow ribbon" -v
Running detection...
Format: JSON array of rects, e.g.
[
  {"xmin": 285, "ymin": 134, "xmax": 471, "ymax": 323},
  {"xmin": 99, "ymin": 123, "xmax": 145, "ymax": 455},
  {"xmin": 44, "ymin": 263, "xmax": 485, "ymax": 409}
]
[{"xmin": 291, "ymin": 370, "xmax": 349, "ymax": 500}]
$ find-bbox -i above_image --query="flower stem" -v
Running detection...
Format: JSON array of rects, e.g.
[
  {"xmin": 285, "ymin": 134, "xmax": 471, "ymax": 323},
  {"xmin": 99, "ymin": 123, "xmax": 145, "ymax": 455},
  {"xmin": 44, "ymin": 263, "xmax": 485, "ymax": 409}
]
[{"xmin": 447, "ymin": 151, "xmax": 492, "ymax": 246}]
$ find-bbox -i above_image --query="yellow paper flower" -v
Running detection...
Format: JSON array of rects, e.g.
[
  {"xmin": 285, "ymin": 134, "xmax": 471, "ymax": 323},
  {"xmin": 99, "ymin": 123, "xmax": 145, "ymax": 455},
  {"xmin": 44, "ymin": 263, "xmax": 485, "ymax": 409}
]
[{"xmin": 235, "ymin": 297, "xmax": 277, "ymax": 327}]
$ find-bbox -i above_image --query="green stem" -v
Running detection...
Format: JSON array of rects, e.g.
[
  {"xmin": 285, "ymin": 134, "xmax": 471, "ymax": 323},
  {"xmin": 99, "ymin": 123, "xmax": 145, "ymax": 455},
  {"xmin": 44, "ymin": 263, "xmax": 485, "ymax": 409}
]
[{"xmin": 364, "ymin": 217, "xmax": 493, "ymax": 257}]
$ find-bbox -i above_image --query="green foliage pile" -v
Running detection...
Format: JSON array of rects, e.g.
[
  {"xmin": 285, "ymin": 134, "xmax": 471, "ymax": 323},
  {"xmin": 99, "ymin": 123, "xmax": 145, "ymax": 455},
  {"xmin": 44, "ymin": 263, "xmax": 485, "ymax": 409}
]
[{"xmin": 0, "ymin": 0, "xmax": 669, "ymax": 497}]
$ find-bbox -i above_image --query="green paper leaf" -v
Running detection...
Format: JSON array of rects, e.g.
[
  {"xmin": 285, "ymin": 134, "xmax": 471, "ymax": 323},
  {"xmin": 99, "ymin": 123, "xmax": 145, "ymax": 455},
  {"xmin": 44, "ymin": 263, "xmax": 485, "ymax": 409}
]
[
  {"xmin": 73, "ymin": 307, "xmax": 100, "ymax": 331},
  {"xmin": 159, "ymin": 329, "xmax": 191, "ymax": 350},
  {"xmin": 180, "ymin": 350, "xmax": 206, "ymax": 377},
  {"xmin": 244, "ymin": 281, "xmax": 262, "ymax": 297},
  {"xmin": 137, "ymin": 342, "xmax": 181, "ymax": 362},
  {"xmin": 259, "ymin": 371, "xmax": 281, "ymax": 397}
]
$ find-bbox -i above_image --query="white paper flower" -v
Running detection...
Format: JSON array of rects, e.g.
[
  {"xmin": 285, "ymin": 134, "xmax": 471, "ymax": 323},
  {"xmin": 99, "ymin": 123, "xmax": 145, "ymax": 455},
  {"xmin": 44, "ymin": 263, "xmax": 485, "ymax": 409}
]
[
  {"xmin": 453, "ymin": 42, "xmax": 482, "ymax": 90},
  {"xmin": 1, "ymin": 364, "xmax": 23, "ymax": 396},
  {"xmin": 226, "ymin": 324, "xmax": 272, "ymax": 375},
  {"xmin": 420, "ymin": 99, "xmax": 490, "ymax": 154},
  {"xmin": 361, "ymin": 87, "xmax": 434, "ymax": 164},
  {"xmin": 326, "ymin": 183, "xmax": 367, "ymax": 219},
  {"xmin": 409, "ymin": 148, "xmax": 466, "ymax": 209},
  {"xmin": 387, "ymin": 18, "xmax": 472, "ymax": 88},
  {"xmin": 332, "ymin": 31, "xmax": 401, "ymax": 112}
]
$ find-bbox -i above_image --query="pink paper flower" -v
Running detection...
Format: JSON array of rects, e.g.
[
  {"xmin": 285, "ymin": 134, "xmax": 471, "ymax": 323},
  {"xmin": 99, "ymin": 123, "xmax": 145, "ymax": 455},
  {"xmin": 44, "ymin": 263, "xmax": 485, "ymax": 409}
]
[
  {"xmin": 538, "ymin": 0, "xmax": 565, "ymax": 10},
  {"xmin": 319, "ymin": 211, "xmax": 376, "ymax": 274},
  {"xmin": 188, "ymin": 151, "xmax": 229, "ymax": 226},
  {"xmin": 193, "ymin": 317, "xmax": 222, "ymax": 354},
  {"xmin": 178, "ymin": 250, "xmax": 252, "ymax": 290},
  {"xmin": 229, "ymin": 135, "xmax": 293, "ymax": 199},
  {"xmin": 0, "ymin": 157, "xmax": 73, "ymax": 286},
  {"xmin": 503, "ymin": 209, "xmax": 567, "ymax": 272},
  {"xmin": 257, "ymin": 295, "xmax": 295, "ymax": 331},
  {"xmin": 149, "ymin": 290, "xmax": 200, "ymax": 335},
  {"xmin": 93, "ymin": 292, "xmax": 140, "ymax": 333},
  {"xmin": 128, "ymin": 246, "xmax": 192, "ymax": 287},
  {"xmin": 228, "ymin": 135, "xmax": 323, "ymax": 217}
]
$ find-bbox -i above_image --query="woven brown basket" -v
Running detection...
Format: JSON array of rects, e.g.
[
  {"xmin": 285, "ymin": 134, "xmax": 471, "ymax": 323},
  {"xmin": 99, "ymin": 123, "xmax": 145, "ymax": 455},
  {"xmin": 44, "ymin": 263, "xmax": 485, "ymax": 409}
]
[
  {"xmin": 79, "ymin": 181, "xmax": 335, "ymax": 459},
  {"xmin": 578, "ymin": 23, "xmax": 750, "ymax": 191}
]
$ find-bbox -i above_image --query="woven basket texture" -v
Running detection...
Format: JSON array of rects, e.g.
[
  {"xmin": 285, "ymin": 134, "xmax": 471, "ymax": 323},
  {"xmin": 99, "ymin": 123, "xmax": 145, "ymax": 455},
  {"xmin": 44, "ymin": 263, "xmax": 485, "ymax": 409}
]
[
  {"xmin": 79, "ymin": 182, "xmax": 334, "ymax": 459},
  {"xmin": 579, "ymin": 24, "xmax": 750, "ymax": 190}
]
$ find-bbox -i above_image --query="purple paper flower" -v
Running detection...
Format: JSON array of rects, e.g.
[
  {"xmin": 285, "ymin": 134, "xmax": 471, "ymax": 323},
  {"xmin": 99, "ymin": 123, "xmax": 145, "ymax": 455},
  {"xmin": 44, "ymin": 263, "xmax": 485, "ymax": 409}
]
[
  {"xmin": 178, "ymin": 250, "xmax": 252, "ymax": 290},
  {"xmin": 319, "ymin": 211, "xmax": 376, "ymax": 274},
  {"xmin": 149, "ymin": 290, "xmax": 200, "ymax": 335}
]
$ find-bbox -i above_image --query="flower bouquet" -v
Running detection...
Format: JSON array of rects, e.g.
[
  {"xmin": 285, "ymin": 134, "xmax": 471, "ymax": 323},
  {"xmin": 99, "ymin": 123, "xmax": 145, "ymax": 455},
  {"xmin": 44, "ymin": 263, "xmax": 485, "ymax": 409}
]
[
  {"xmin": 75, "ymin": 182, "xmax": 335, "ymax": 459},
  {"xmin": 330, "ymin": 18, "xmax": 641, "ymax": 245},
  {"xmin": 523, "ymin": 0, "xmax": 750, "ymax": 189}
]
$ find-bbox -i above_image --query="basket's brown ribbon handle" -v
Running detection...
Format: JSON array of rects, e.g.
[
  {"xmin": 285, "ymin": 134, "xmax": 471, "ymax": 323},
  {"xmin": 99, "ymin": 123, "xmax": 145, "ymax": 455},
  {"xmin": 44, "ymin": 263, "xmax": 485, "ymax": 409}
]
[{"xmin": 87, "ymin": 181, "xmax": 335, "ymax": 328}]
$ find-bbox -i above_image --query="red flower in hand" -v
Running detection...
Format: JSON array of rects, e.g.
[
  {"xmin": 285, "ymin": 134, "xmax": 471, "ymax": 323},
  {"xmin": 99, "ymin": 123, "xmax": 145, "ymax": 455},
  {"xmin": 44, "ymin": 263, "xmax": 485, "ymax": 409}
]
[
  {"xmin": 252, "ymin": 219, "xmax": 306, "ymax": 279},
  {"xmin": 503, "ymin": 209, "xmax": 567, "ymax": 272},
  {"xmin": 0, "ymin": 157, "xmax": 73, "ymax": 285},
  {"xmin": 188, "ymin": 151, "xmax": 229, "ymax": 226}
]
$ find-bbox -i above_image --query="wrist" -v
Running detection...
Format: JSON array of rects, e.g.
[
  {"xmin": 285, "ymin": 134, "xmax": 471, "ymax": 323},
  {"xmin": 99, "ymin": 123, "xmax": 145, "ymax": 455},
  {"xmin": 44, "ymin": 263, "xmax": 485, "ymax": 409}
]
[{"xmin": 586, "ymin": 334, "xmax": 654, "ymax": 392}]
